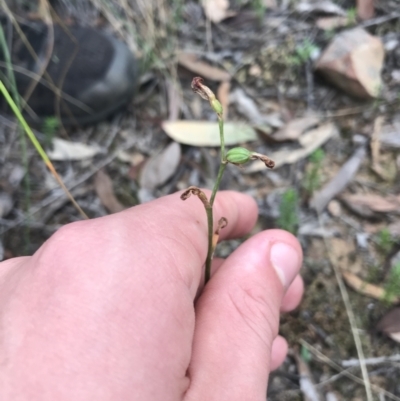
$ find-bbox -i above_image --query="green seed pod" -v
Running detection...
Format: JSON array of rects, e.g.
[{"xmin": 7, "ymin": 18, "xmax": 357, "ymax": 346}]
[{"xmin": 226, "ymin": 147, "xmax": 252, "ymax": 165}]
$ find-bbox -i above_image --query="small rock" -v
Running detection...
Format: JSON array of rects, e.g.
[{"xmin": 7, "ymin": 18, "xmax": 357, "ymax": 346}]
[{"xmin": 315, "ymin": 28, "xmax": 385, "ymax": 99}]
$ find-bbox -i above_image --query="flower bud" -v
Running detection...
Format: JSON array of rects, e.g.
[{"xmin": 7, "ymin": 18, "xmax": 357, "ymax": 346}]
[
  {"xmin": 191, "ymin": 77, "xmax": 223, "ymax": 118},
  {"xmin": 226, "ymin": 147, "xmax": 252, "ymax": 165}
]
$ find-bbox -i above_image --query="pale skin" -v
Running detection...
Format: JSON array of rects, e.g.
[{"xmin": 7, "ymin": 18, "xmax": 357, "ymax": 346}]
[{"xmin": 0, "ymin": 190, "xmax": 303, "ymax": 401}]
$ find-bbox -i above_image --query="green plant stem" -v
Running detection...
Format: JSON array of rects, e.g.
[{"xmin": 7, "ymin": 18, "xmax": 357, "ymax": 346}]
[
  {"xmin": 210, "ymin": 162, "xmax": 227, "ymax": 207},
  {"xmin": 210, "ymin": 116, "xmax": 226, "ymax": 206},
  {"xmin": 205, "ymin": 116, "xmax": 227, "ymax": 283},
  {"xmin": 218, "ymin": 116, "xmax": 225, "ymax": 161},
  {"xmin": 205, "ymin": 205, "xmax": 213, "ymax": 283}
]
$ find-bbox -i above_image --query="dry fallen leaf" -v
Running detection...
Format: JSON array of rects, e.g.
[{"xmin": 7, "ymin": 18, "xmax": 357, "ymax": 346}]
[
  {"xmin": 342, "ymin": 270, "xmax": 400, "ymax": 304},
  {"xmin": 94, "ymin": 170, "xmax": 126, "ymax": 214},
  {"xmin": 271, "ymin": 115, "xmax": 321, "ymax": 142},
  {"xmin": 117, "ymin": 150, "xmax": 145, "ymax": 166},
  {"xmin": 316, "ymin": 16, "xmax": 349, "ymax": 30},
  {"xmin": 230, "ymin": 88, "xmax": 283, "ymax": 127},
  {"xmin": 245, "ymin": 122, "xmax": 338, "ymax": 173},
  {"xmin": 162, "ymin": 121, "xmax": 257, "ymax": 147},
  {"xmin": 263, "ymin": 0, "xmax": 277, "ymax": 9},
  {"xmin": 202, "ymin": 0, "xmax": 235, "ymax": 23},
  {"xmin": 376, "ymin": 307, "xmax": 400, "ymax": 343},
  {"xmin": 177, "ymin": 52, "xmax": 230, "ymax": 81},
  {"xmin": 296, "ymin": 1, "xmax": 346, "ymax": 16},
  {"xmin": 340, "ymin": 193, "xmax": 400, "ymax": 216},
  {"xmin": 310, "ymin": 146, "xmax": 366, "ymax": 213},
  {"xmin": 140, "ymin": 142, "xmax": 181, "ymax": 189},
  {"xmin": 381, "ymin": 122, "xmax": 400, "ymax": 149},
  {"xmin": 48, "ymin": 138, "xmax": 102, "ymax": 161}
]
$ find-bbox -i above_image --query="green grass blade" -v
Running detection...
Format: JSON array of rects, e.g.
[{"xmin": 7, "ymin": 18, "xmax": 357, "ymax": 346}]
[{"xmin": 0, "ymin": 80, "xmax": 89, "ymax": 219}]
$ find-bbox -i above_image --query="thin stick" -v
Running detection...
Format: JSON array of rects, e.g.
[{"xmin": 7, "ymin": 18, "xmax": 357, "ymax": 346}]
[
  {"xmin": 317, "ymin": 214, "xmax": 373, "ymax": 401},
  {"xmin": 301, "ymin": 339, "xmax": 400, "ymax": 401}
]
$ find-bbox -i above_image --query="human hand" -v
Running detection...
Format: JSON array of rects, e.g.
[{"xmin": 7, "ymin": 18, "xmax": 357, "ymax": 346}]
[{"xmin": 0, "ymin": 190, "xmax": 303, "ymax": 401}]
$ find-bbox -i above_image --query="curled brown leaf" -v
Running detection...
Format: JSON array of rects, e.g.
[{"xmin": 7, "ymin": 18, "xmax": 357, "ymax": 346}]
[
  {"xmin": 180, "ymin": 186, "xmax": 211, "ymax": 209},
  {"xmin": 250, "ymin": 153, "xmax": 275, "ymax": 169}
]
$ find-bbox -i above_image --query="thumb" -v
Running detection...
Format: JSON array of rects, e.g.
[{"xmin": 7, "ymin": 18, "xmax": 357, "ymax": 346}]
[{"xmin": 185, "ymin": 229, "xmax": 302, "ymax": 401}]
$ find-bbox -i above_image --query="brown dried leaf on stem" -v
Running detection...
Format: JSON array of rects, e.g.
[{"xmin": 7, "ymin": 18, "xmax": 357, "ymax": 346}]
[
  {"xmin": 250, "ymin": 153, "xmax": 275, "ymax": 169},
  {"xmin": 191, "ymin": 77, "xmax": 214, "ymax": 101},
  {"xmin": 191, "ymin": 77, "xmax": 223, "ymax": 117},
  {"xmin": 180, "ymin": 186, "xmax": 211, "ymax": 209},
  {"xmin": 212, "ymin": 217, "xmax": 228, "ymax": 249}
]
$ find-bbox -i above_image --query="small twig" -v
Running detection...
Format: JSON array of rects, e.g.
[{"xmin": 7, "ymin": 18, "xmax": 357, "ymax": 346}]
[
  {"xmin": 361, "ymin": 12, "xmax": 400, "ymax": 28},
  {"xmin": 301, "ymin": 340, "xmax": 400, "ymax": 401},
  {"xmin": 317, "ymin": 214, "xmax": 374, "ymax": 401},
  {"xmin": 342, "ymin": 354, "xmax": 400, "ymax": 368}
]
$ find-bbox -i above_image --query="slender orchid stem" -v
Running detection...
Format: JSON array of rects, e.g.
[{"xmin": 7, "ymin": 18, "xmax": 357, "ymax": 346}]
[
  {"xmin": 210, "ymin": 162, "xmax": 227, "ymax": 207},
  {"xmin": 205, "ymin": 206, "xmax": 214, "ymax": 283},
  {"xmin": 218, "ymin": 117, "xmax": 225, "ymax": 161},
  {"xmin": 189, "ymin": 77, "xmax": 274, "ymax": 285},
  {"xmin": 210, "ymin": 116, "xmax": 226, "ymax": 206},
  {"xmin": 205, "ymin": 115, "xmax": 227, "ymax": 282}
]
